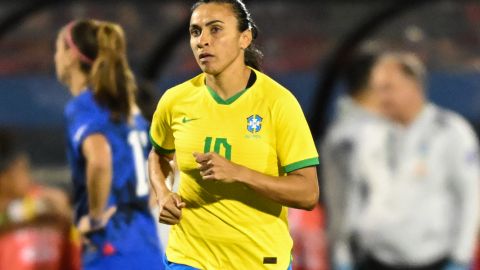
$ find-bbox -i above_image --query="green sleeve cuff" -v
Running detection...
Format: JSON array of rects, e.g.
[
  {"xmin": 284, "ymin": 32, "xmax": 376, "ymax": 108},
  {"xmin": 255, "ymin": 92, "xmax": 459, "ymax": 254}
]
[
  {"xmin": 149, "ymin": 132, "xmax": 175, "ymax": 154},
  {"xmin": 283, "ymin": 157, "xmax": 319, "ymax": 173}
]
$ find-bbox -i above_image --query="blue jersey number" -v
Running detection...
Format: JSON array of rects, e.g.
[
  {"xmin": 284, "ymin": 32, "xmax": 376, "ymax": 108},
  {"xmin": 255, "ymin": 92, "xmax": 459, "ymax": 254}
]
[{"xmin": 128, "ymin": 130, "xmax": 149, "ymax": 197}]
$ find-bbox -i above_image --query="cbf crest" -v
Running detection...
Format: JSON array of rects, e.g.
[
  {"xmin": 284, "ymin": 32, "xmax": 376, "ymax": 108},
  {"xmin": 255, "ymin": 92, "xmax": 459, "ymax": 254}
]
[{"xmin": 247, "ymin": 115, "xmax": 263, "ymax": 133}]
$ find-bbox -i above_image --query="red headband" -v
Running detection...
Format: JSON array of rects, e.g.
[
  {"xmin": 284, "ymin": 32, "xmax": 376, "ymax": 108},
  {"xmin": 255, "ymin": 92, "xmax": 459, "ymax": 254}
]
[{"xmin": 65, "ymin": 21, "xmax": 94, "ymax": 65}]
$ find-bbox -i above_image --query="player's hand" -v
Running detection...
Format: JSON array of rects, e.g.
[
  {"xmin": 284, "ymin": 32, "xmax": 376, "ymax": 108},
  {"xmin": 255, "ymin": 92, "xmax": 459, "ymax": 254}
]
[
  {"xmin": 193, "ymin": 152, "xmax": 243, "ymax": 183},
  {"xmin": 77, "ymin": 206, "xmax": 117, "ymax": 234},
  {"xmin": 158, "ymin": 191, "xmax": 185, "ymax": 225}
]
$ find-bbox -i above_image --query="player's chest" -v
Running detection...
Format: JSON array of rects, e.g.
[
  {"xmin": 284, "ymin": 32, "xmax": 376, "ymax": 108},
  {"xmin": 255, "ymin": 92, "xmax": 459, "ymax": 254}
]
[{"xmin": 171, "ymin": 104, "xmax": 276, "ymax": 162}]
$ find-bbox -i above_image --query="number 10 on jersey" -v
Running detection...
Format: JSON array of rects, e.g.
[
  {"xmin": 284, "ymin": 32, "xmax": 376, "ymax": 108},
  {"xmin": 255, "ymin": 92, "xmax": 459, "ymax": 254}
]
[
  {"xmin": 128, "ymin": 130, "xmax": 150, "ymax": 197},
  {"xmin": 204, "ymin": 137, "xmax": 232, "ymax": 160}
]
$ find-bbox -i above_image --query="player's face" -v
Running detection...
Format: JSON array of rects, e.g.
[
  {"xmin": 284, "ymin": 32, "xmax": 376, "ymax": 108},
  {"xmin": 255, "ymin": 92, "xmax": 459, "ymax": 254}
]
[
  {"xmin": 54, "ymin": 31, "xmax": 72, "ymax": 86},
  {"xmin": 372, "ymin": 60, "xmax": 423, "ymax": 123},
  {"xmin": 0, "ymin": 156, "xmax": 31, "ymax": 199},
  {"xmin": 190, "ymin": 3, "xmax": 251, "ymax": 75}
]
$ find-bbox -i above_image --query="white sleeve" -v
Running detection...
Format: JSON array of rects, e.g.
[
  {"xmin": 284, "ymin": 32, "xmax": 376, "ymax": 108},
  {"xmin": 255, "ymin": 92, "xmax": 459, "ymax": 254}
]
[
  {"xmin": 449, "ymin": 120, "xmax": 480, "ymax": 264},
  {"xmin": 321, "ymin": 136, "xmax": 356, "ymax": 266}
]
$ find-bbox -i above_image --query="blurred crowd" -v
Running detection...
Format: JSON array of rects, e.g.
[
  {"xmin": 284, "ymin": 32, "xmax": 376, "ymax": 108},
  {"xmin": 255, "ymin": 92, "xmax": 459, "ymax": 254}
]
[
  {"xmin": 2, "ymin": 1, "xmax": 480, "ymax": 167},
  {"xmin": 1, "ymin": 1, "xmax": 480, "ymax": 76}
]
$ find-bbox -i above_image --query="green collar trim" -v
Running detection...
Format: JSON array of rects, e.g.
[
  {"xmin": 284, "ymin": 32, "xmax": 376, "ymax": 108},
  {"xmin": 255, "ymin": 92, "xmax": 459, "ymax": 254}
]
[{"xmin": 206, "ymin": 85, "xmax": 248, "ymax": 105}]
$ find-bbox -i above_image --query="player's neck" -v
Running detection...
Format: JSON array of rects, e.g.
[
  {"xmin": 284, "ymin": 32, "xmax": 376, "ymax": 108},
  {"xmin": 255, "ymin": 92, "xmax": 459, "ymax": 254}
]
[
  {"xmin": 400, "ymin": 101, "xmax": 425, "ymax": 126},
  {"xmin": 69, "ymin": 70, "xmax": 89, "ymax": 96},
  {"xmin": 354, "ymin": 92, "xmax": 381, "ymax": 115},
  {"xmin": 206, "ymin": 62, "xmax": 251, "ymax": 101}
]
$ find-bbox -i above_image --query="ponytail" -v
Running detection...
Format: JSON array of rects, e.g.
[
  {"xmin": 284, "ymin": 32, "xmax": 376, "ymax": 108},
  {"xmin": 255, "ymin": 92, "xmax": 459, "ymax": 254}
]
[
  {"xmin": 90, "ymin": 23, "xmax": 136, "ymax": 122},
  {"xmin": 66, "ymin": 20, "xmax": 137, "ymax": 122},
  {"xmin": 244, "ymin": 41, "xmax": 263, "ymax": 71}
]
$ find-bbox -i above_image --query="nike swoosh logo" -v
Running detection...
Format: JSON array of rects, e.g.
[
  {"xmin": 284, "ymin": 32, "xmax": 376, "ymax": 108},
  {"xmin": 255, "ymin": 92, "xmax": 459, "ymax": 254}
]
[{"xmin": 182, "ymin": 117, "xmax": 200, "ymax": 124}]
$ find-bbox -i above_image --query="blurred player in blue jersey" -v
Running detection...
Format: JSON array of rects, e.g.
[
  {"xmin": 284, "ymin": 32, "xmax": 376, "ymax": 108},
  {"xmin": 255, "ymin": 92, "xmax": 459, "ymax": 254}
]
[{"xmin": 54, "ymin": 19, "xmax": 164, "ymax": 270}]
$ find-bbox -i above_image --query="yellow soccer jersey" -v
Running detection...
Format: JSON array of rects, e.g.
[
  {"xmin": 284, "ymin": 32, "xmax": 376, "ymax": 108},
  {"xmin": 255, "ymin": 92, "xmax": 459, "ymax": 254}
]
[{"xmin": 150, "ymin": 68, "xmax": 319, "ymax": 270}]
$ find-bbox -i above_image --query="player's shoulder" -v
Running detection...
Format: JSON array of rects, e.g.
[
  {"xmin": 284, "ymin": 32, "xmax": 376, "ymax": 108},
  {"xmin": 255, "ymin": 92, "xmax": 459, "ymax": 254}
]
[
  {"xmin": 323, "ymin": 109, "xmax": 390, "ymax": 153},
  {"xmin": 254, "ymin": 70, "xmax": 299, "ymax": 105},
  {"xmin": 321, "ymin": 124, "xmax": 355, "ymax": 156},
  {"xmin": 65, "ymin": 89, "xmax": 104, "ymax": 122},
  {"xmin": 432, "ymin": 104, "xmax": 476, "ymax": 141},
  {"xmin": 160, "ymin": 73, "xmax": 205, "ymax": 104},
  {"xmin": 323, "ymin": 119, "xmax": 376, "ymax": 153}
]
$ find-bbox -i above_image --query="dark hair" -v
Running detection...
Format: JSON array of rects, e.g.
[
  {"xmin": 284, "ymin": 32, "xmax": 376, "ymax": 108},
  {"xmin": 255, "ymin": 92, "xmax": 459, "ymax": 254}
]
[
  {"xmin": 66, "ymin": 20, "xmax": 137, "ymax": 122},
  {"xmin": 380, "ymin": 52, "xmax": 426, "ymax": 88},
  {"xmin": 344, "ymin": 52, "xmax": 379, "ymax": 97},
  {"xmin": 0, "ymin": 131, "xmax": 23, "ymax": 174},
  {"xmin": 136, "ymin": 81, "xmax": 157, "ymax": 122},
  {"xmin": 192, "ymin": 0, "xmax": 264, "ymax": 70}
]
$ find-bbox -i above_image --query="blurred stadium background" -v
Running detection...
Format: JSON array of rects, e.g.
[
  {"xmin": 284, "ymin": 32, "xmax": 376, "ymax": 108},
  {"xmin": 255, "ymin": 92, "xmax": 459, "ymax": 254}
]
[
  {"xmin": 1, "ymin": 0, "xmax": 480, "ymax": 268},
  {"xmin": 1, "ymin": 3, "xmax": 480, "ymax": 266},
  {"xmin": 1, "ymin": 0, "xmax": 480, "ymax": 188}
]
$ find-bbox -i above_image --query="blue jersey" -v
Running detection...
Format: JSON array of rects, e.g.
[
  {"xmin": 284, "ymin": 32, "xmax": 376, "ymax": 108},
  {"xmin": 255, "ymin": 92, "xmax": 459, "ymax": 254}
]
[
  {"xmin": 65, "ymin": 89, "xmax": 151, "ymax": 221},
  {"xmin": 65, "ymin": 89, "xmax": 163, "ymax": 270}
]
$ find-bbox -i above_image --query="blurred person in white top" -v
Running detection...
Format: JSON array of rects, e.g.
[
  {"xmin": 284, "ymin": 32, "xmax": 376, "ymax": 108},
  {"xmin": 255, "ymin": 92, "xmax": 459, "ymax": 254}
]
[
  {"xmin": 321, "ymin": 51, "xmax": 391, "ymax": 270},
  {"xmin": 354, "ymin": 52, "xmax": 480, "ymax": 270}
]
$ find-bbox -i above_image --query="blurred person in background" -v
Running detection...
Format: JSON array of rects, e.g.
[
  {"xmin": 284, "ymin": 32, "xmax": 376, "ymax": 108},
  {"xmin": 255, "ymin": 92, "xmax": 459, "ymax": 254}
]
[
  {"xmin": 353, "ymin": 52, "xmax": 480, "ymax": 270},
  {"xmin": 55, "ymin": 20, "xmax": 164, "ymax": 269},
  {"xmin": 321, "ymin": 52, "xmax": 388, "ymax": 270},
  {"xmin": 148, "ymin": 0, "xmax": 319, "ymax": 269},
  {"xmin": 0, "ymin": 130, "xmax": 80, "ymax": 270}
]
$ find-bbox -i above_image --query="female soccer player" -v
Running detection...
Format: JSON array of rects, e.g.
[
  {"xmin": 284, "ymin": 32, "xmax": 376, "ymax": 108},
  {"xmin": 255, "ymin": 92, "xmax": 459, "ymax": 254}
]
[
  {"xmin": 55, "ymin": 20, "xmax": 164, "ymax": 269},
  {"xmin": 148, "ymin": 1, "xmax": 320, "ymax": 269}
]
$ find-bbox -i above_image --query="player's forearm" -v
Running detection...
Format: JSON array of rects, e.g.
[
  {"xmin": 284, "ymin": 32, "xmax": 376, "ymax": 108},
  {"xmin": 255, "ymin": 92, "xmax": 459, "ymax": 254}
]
[
  {"xmin": 236, "ymin": 166, "xmax": 319, "ymax": 210},
  {"xmin": 148, "ymin": 150, "xmax": 174, "ymax": 199},
  {"xmin": 86, "ymin": 161, "xmax": 112, "ymax": 220}
]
